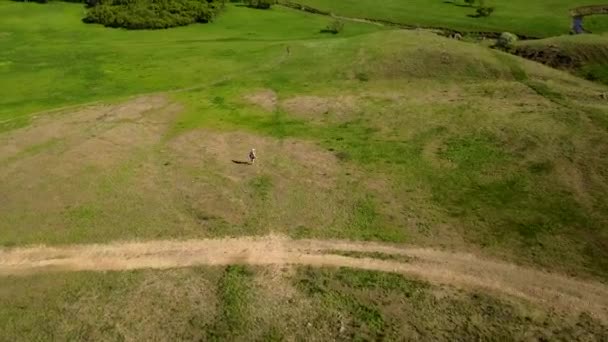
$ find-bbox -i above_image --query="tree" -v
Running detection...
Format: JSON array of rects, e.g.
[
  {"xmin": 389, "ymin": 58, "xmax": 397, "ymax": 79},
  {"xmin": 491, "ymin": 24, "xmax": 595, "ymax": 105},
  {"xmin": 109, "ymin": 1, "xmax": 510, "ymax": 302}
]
[
  {"xmin": 244, "ymin": 0, "xmax": 274, "ymax": 9},
  {"xmin": 495, "ymin": 32, "xmax": 518, "ymax": 50},
  {"xmin": 321, "ymin": 20, "xmax": 344, "ymax": 34}
]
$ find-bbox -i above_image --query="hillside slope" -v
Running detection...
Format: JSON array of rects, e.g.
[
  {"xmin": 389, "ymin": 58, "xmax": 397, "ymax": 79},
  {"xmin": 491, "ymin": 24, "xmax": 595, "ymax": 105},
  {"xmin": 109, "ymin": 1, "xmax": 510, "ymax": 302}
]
[
  {"xmin": 516, "ymin": 34, "xmax": 608, "ymax": 84},
  {"xmin": 2, "ymin": 2, "xmax": 608, "ymax": 339},
  {"xmin": 2, "ymin": 17, "xmax": 608, "ymax": 280}
]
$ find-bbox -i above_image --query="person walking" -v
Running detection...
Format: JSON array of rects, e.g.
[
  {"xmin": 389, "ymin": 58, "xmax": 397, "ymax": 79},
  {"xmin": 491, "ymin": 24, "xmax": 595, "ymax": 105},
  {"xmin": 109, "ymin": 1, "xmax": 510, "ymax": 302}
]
[{"xmin": 249, "ymin": 148, "xmax": 257, "ymax": 165}]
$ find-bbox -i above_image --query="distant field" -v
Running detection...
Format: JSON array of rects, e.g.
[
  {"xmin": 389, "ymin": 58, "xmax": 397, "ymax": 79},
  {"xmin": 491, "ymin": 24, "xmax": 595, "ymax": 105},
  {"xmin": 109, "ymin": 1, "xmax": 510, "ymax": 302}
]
[
  {"xmin": 0, "ymin": 1, "xmax": 381, "ymax": 130},
  {"xmin": 290, "ymin": 0, "xmax": 608, "ymax": 37}
]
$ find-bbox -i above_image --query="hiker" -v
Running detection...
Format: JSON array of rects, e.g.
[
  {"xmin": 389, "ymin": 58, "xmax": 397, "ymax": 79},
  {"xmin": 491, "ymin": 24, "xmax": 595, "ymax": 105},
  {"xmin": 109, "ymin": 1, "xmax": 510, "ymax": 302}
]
[{"xmin": 249, "ymin": 148, "xmax": 257, "ymax": 164}]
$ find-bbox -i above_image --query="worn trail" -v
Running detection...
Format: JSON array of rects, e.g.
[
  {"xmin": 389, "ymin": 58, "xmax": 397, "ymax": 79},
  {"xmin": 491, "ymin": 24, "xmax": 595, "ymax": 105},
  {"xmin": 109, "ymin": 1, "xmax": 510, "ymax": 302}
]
[{"xmin": 1, "ymin": 235, "xmax": 607, "ymax": 322}]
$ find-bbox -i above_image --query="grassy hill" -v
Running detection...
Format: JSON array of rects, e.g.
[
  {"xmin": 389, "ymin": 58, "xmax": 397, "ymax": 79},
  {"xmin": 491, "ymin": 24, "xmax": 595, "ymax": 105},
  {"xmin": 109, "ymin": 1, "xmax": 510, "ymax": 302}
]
[
  {"xmin": 288, "ymin": 0, "xmax": 608, "ymax": 37},
  {"xmin": 516, "ymin": 33, "xmax": 608, "ymax": 84},
  {"xmin": 2, "ymin": 1, "xmax": 608, "ymax": 279},
  {"xmin": 1, "ymin": 1, "xmax": 608, "ymax": 339}
]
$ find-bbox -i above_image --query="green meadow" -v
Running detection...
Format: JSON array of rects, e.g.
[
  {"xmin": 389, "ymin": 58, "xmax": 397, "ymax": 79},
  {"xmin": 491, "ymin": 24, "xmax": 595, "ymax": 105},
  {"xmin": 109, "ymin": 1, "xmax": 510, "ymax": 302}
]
[
  {"xmin": 292, "ymin": 0, "xmax": 608, "ymax": 37},
  {"xmin": 1, "ymin": 0, "xmax": 608, "ymax": 339}
]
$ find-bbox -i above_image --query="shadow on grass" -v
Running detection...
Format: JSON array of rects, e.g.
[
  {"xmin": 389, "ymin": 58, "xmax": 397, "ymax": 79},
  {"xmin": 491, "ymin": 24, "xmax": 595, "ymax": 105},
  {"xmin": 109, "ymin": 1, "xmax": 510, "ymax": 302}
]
[{"xmin": 232, "ymin": 160, "xmax": 252, "ymax": 165}]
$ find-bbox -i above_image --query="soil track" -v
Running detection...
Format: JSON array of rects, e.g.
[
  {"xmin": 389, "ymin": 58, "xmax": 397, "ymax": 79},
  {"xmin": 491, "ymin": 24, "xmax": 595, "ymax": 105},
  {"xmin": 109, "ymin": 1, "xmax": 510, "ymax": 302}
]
[{"xmin": 1, "ymin": 235, "xmax": 607, "ymax": 322}]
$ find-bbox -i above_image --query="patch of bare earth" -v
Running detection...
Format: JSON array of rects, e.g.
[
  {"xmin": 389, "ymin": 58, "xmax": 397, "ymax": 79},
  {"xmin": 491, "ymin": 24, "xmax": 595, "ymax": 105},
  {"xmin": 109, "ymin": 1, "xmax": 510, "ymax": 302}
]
[
  {"xmin": 166, "ymin": 130, "xmax": 346, "ymax": 230},
  {"xmin": 0, "ymin": 96, "xmax": 181, "ymax": 230},
  {"xmin": 0, "ymin": 95, "xmax": 177, "ymax": 174},
  {"xmin": 244, "ymin": 89, "xmax": 278, "ymax": 112},
  {"xmin": 422, "ymin": 138, "xmax": 455, "ymax": 169},
  {"xmin": 280, "ymin": 95, "xmax": 358, "ymax": 122},
  {"xmin": 362, "ymin": 84, "xmax": 463, "ymax": 107},
  {"xmin": 1, "ymin": 235, "xmax": 607, "ymax": 323},
  {"xmin": 0, "ymin": 96, "xmax": 170, "ymax": 162}
]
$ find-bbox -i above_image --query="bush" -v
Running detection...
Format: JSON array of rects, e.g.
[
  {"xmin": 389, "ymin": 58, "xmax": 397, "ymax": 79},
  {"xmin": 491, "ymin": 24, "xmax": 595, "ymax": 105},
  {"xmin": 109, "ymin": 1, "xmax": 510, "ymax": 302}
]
[
  {"xmin": 11, "ymin": 0, "xmax": 85, "ymax": 3},
  {"xmin": 495, "ymin": 32, "xmax": 518, "ymax": 50},
  {"xmin": 476, "ymin": 6, "xmax": 494, "ymax": 17},
  {"xmin": 83, "ymin": 0, "xmax": 226, "ymax": 29},
  {"xmin": 321, "ymin": 20, "xmax": 344, "ymax": 34},
  {"xmin": 355, "ymin": 72, "xmax": 369, "ymax": 82},
  {"xmin": 244, "ymin": 0, "xmax": 274, "ymax": 9}
]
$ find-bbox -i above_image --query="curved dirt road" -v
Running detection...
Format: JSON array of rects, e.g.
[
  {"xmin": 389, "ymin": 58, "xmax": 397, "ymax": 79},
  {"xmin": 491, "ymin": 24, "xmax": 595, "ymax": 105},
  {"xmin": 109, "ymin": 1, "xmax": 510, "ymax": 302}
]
[{"xmin": 1, "ymin": 235, "xmax": 607, "ymax": 322}]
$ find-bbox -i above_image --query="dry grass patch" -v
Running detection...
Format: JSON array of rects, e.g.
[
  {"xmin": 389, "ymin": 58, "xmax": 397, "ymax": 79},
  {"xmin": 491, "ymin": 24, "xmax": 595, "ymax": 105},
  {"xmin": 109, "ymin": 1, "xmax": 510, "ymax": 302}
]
[
  {"xmin": 166, "ymin": 130, "xmax": 353, "ymax": 234},
  {"xmin": 0, "ymin": 96, "xmax": 170, "ymax": 162},
  {"xmin": 0, "ymin": 95, "xmax": 177, "ymax": 208},
  {"xmin": 0, "ymin": 95, "xmax": 385, "ymax": 245},
  {"xmin": 280, "ymin": 95, "xmax": 358, "ymax": 123},
  {"xmin": 243, "ymin": 89, "xmax": 278, "ymax": 112},
  {"xmin": 0, "ymin": 267, "xmax": 221, "ymax": 341},
  {"xmin": 0, "ymin": 95, "xmax": 176, "ymax": 172},
  {"xmin": 421, "ymin": 137, "xmax": 456, "ymax": 169},
  {"xmin": 167, "ymin": 129, "xmax": 343, "ymax": 191},
  {"xmin": 1, "ymin": 266, "xmax": 607, "ymax": 340},
  {"xmin": 249, "ymin": 266, "xmax": 317, "ymax": 340},
  {"xmin": 0, "ymin": 96, "xmax": 183, "ymax": 245}
]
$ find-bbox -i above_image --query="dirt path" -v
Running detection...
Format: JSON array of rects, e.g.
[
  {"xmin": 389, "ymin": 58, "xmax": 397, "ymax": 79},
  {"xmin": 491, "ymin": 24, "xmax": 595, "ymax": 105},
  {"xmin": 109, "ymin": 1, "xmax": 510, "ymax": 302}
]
[{"xmin": 1, "ymin": 235, "xmax": 607, "ymax": 322}]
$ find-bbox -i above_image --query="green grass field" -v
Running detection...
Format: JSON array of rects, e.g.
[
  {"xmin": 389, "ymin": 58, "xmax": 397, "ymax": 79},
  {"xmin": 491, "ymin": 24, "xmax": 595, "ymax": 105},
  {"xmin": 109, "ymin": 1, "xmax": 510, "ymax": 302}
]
[
  {"xmin": 290, "ymin": 0, "xmax": 608, "ymax": 37},
  {"xmin": 2, "ymin": 0, "xmax": 608, "ymax": 338},
  {"xmin": 1, "ymin": 266, "xmax": 606, "ymax": 340},
  {"xmin": 0, "ymin": 1, "xmax": 381, "ymax": 130}
]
